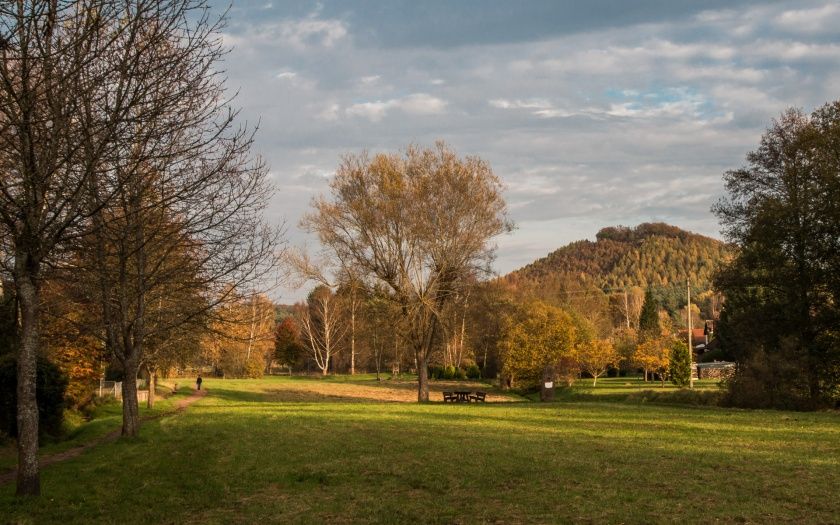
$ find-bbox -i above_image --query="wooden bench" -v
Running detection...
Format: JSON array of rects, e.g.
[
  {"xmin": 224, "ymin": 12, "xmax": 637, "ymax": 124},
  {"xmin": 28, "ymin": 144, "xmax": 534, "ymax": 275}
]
[
  {"xmin": 469, "ymin": 391, "xmax": 486, "ymax": 403},
  {"xmin": 442, "ymin": 391, "xmax": 456, "ymax": 403}
]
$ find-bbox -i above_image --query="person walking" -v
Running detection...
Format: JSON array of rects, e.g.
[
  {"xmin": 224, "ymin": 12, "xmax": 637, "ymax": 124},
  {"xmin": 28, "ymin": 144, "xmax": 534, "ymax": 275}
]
[{"xmin": 196, "ymin": 375, "xmax": 203, "ymax": 391}]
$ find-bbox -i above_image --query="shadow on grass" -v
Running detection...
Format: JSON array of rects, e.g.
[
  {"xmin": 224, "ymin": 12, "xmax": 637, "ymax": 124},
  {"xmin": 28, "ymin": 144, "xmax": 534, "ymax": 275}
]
[{"xmin": 5, "ymin": 397, "xmax": 839, "ymax": 524}]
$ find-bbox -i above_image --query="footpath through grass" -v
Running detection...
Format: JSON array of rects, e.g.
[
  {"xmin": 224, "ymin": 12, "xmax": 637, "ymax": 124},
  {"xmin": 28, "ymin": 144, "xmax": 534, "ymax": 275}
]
[
  {"xmin": 0, "ymin": 387, "xmax": 191, "ymax": 472},
  {"xmin": 1, "ymin": 375, "xmax": 839, "ymax": 524}
]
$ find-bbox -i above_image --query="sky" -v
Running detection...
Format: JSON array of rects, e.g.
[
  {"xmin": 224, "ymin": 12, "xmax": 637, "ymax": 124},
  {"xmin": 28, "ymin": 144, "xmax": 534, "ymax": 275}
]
[{"xmin": 210, "ymin": 0, "xmax": 840, "ymax": 301}]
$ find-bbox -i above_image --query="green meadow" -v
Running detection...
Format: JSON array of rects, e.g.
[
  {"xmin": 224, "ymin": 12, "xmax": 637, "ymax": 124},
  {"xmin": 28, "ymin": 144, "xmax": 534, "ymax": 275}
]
[{"xmin": 1, "ymin": 376, "xmax": 839, "ymax": 524}]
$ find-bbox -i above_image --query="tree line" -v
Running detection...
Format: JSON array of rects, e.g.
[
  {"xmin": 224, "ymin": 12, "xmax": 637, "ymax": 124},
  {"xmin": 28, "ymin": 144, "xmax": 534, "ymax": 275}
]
[{"xmin": 0, "ymin": 1, "xmax": 280, "ymax": 496}]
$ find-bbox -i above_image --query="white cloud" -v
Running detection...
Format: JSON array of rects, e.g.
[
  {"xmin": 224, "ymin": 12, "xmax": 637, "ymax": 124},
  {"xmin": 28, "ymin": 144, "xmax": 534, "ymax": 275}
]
[
  {"xmin": 489, "ymin": 98, "xmax": 577, "ymax": 118},
  {"xmin": 775, "ymin": 4, "xmax": 840, "ymax": 34},
  {"xmin": 275, "ymin": 71, "xmax": 298, "ymax": 80},
  {"xmin": 278, "ymin": 17, "xmax": 347, "ymax": 49},
  {"xmin": 346, "ymin": 93, "xmax": 447, "ymax": 121},
  {"xmin": 316, "ymin": 102, "xmax": 341, "ymax": 121},
  {"xmin": 747, "ymin": 40, "xmax": 840, "ymax": 61},
  {"xmin": 359, "ymin": 75, "xmax": 381, "ymax": 85}
]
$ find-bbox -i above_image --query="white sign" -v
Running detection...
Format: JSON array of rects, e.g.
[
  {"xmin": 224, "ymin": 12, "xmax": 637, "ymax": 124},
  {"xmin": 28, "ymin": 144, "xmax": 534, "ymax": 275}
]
[{"xmin": 544, "ymin": 381, "xmax": 553, "ymax": 389}]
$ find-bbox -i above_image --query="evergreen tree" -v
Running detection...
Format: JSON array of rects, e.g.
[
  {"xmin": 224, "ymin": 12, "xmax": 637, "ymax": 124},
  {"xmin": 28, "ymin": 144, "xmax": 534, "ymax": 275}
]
[
  {"xmin": 638, "ymin": 288, "xmax": 660, "ymax": 338},
  {"xmin": 669, "ymin": 340, "xmax": 691, "ymax": 387}
]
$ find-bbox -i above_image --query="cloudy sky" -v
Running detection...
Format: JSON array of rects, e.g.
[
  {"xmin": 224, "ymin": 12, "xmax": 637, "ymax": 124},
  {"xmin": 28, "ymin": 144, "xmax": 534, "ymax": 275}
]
[{"xmin": 210, "ymin": 0, "xmax": 840, "ymax": 301}]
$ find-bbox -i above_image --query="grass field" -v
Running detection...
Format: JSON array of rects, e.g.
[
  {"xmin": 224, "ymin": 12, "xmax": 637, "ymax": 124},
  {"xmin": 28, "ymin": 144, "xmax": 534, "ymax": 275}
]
[{"xmin": 1, "ymin": 375, "xmax": 839, "ymax": 524}]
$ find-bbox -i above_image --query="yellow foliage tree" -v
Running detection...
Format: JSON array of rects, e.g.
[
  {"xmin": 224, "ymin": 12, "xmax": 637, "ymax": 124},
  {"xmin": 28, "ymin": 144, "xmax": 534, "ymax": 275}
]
[
  {"xmin": 634, "ymin": 337, "xmax": 671, "ymax": 386},
  {"xmin": 203, "ymin": 294, "xmax": 275, "ymax": 378},
  {"xmin": 500, "ymin": 301, "xmax": 577, "ymax": 387},
  {"xmin": 577, "ymin": 338, "xmax": 619, "ymax": 386}
]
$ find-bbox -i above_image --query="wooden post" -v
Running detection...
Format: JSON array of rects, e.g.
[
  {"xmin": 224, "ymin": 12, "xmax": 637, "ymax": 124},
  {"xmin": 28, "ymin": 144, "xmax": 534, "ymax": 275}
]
[{"xmin": 540, "ymin": 365, "xmax": 555, "ymax": 402}]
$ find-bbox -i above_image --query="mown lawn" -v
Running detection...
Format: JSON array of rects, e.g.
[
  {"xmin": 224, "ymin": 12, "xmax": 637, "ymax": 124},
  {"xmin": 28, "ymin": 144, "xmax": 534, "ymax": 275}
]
[{"xmin": 1, "ymin": 375, "xmax": 838, "ymax": 524}]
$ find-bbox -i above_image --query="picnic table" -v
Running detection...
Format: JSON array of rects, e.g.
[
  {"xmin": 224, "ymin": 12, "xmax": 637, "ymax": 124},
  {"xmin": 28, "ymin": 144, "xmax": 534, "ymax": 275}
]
[{"xmin": 443, "ymin": 390, "xmax": 486, "ymax": 403}]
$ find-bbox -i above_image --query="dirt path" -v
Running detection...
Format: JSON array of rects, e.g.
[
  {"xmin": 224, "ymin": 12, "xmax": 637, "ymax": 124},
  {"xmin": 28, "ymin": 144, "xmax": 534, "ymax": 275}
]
[{"xmin": 0, "ymin": 388, "xmax": 207, "ymax": 486}]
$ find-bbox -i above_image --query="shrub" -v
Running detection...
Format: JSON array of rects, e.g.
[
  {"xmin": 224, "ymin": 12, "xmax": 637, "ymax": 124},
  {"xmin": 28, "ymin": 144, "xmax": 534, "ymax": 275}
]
[
  {"xmin": 443, "ymin": 365, "xmax": 456, "ymax": 380},
  {"xmin": 465, "ymin": 364, "xmax": 481, "ymax": 379},
  {"xmin": 626, "ymin": 388, "xmax": 723, "ymax": 406},
  {"xmin": 721, "ymin": 345, "xmax": 815, "ymax": 410},
  {"xmin": 427, "ymin": 365, "xmax": 444, "ymax": 380},
  {"xmin": 669, "ymin": 341, "xmax": 691, "ymax": 387},
  {"xmin": 0, "ymin": 354, "xmax": 68, "ymax": 440},
  {"xmin": 699, "ymin": 347, "xmax": 725, "ymax": 363}
]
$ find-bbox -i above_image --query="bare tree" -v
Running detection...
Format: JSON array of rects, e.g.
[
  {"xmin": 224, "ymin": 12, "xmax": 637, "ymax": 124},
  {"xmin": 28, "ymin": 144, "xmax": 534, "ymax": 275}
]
[
  {"xmin": 297, "ymin": 286, "xmax": 346, "ymax": 375},
  {"xmin": 303, "ymin": 142, "xmax": 512, "ymax": 401},
  {"xmin": 0, "ymin": 0, "xmax": 193, "ymax": 495},
  {"xmin": 75, "ymin": 0, "xmax": 280, "ymax": 436}
]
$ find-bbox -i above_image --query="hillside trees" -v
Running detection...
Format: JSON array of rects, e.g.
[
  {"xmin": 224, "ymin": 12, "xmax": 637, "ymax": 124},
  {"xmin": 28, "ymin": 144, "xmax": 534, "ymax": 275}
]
[
  {"xmin": 505, "ymin": 223, "xmax": 730, "ymax": 323},
  {"xmin": 303, "ymin": 142, "xmax": 512, "ymax": 401},
  {"xmin": 714, "ymin": 103, "xmax": 840, "ymax": 409}
]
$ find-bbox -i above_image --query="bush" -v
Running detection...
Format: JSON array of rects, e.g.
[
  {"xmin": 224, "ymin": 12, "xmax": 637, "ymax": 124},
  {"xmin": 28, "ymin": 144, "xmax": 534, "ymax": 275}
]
[
  {"xmin": 0, "ymin": 354, "xmax": 68, "ymax": 440},
  {"xmin": 443, "ymin": 365, "xmax": 456, "ymax": 380},
  {"xmin": 699, "ymin": 347, "xmax": 726, "ymax": 363},
  {"xmin": 427, "ymin": 365, "xmax": 444, "ymax": 380},
  {"xmin": 721, "ymin": 345, "xmax": 816, "ymax": 410},
  {"xmin": 626, "ymin": 388, "xmax": 723, "ymax": 407},
  {"xmin": 465, "ymin": 364, "xmax": 481, "ymax": 380}
]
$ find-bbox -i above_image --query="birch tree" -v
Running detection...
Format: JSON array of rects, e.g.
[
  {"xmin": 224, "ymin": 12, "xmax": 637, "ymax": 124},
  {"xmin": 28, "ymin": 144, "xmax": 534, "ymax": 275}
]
[{"xmin": 297, "ymin": 285, "xmax": 346, "ymax": 375}]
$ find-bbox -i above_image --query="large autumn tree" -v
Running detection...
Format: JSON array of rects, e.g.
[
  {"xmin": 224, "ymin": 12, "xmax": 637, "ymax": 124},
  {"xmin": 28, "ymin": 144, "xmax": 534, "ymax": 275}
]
[
  {"xmin": 499, "ymin": 300, "xmax": 577, "ymax": 388},
  {"xmin": 714, "ymin": 103, "xmax": 840, "ymax": 409},
  {"xmin": 303, "ymin": 142, "xmax": 511, "ymax": 401}
]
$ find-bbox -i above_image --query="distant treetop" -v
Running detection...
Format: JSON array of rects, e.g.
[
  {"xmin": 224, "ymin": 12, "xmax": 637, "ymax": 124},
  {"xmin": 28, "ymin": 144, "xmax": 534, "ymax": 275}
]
[{"xmin": 595, "ymin": 222, "xmax": 704, "ymax": 243}]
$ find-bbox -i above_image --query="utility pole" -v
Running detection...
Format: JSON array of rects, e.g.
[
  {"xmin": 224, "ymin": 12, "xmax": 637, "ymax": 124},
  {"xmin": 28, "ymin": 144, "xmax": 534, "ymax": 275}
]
[{"xmin": 687, "ymin": 279, "xmax": 694, "ymax": 389}]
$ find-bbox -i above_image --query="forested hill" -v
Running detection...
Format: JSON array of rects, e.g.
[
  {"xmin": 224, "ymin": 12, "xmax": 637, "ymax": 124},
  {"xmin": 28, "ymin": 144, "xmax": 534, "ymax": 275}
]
[{"xmin": 504, "ymin": 223, "xmax": 731, "ymax": 296}]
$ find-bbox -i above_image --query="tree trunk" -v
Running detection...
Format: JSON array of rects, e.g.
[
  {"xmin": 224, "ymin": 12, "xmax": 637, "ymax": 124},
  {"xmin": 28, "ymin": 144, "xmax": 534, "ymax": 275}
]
[
  {"xmin": 416, "ymin": 352, "xmax": 429, "ymax": 402},
  {"xmin": 14, "ymin": 265, "xmax": 40, "ymax": 496},
  {"xmin": 350, "ymin": 297, "xmax": 356, "ymax": 375},
  {"xmin": 121, "ymin": 360, "xmax": 141, "ymax": 437},
  {"xmin": 147, "ymin": 370, "xmax": 156, "ymax": 409},
  {"xmin": 593, "ymin": 375, "xmax": 598, "ymax": 387}
]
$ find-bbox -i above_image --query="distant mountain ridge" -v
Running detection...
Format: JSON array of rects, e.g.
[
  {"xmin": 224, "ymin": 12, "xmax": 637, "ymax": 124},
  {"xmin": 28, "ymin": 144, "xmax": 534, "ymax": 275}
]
[{"xmin": 505, "ymin": 223, "xmax": 730, "ymax": 294}]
